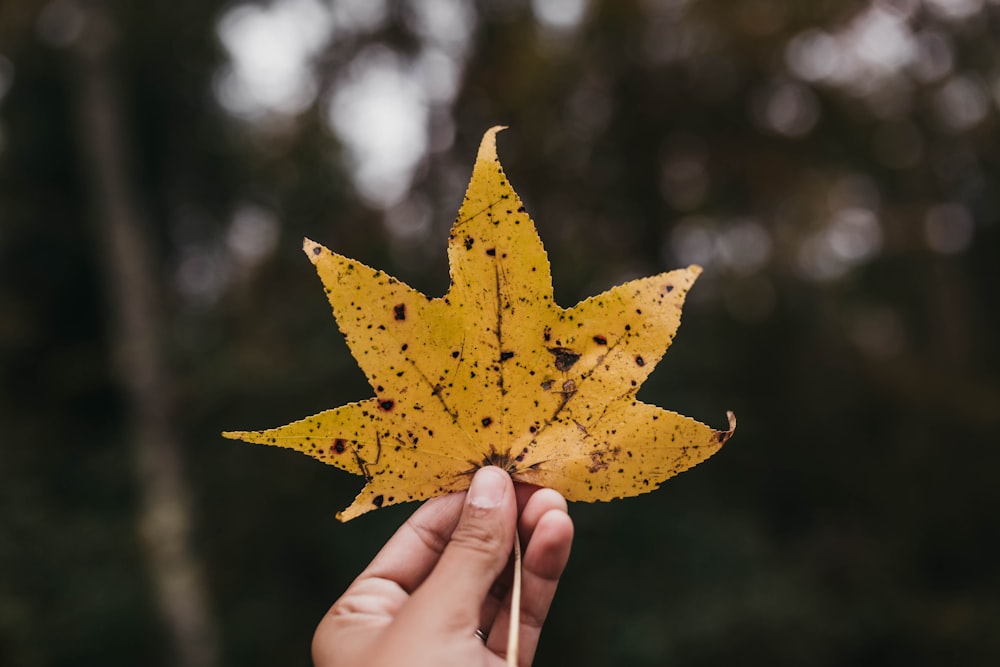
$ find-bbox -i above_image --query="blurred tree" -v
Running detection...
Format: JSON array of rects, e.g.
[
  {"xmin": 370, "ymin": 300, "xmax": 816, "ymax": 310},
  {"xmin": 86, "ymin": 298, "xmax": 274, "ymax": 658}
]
[{"xmin": 68, "ymin": 2, "xmax": 219, "ymax": 665}]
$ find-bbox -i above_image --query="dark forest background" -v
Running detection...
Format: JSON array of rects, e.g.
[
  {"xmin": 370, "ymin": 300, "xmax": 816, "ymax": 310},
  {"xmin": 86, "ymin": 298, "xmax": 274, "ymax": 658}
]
[{"xmin": 2, "ymin": 0, "xmax": 999, "ymax": 665}]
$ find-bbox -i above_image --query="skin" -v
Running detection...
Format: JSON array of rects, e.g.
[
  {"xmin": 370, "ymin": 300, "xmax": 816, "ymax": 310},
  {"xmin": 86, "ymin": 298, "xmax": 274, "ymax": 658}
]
[{"xmin": 312, "ymin": 466, "xmax": 575, "ymax": 667}]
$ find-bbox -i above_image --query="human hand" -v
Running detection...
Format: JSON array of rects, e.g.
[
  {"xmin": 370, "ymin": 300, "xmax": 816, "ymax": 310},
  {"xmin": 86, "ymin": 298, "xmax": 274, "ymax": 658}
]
[{"xmin": 312, "ymin": 466, "xmax": 575, "ymax": 667}]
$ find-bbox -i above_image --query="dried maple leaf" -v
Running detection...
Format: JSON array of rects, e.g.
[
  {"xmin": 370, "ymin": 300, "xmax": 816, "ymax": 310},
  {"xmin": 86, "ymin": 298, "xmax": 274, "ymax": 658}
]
[{"xmin": 224, "ymin": 127, "xmax": 735, "ymax": 521}]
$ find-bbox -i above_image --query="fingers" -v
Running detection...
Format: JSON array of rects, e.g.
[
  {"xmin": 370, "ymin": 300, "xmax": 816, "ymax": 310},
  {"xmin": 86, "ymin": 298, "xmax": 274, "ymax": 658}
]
[
  {"xmin": 330, "ymin": 469, "xmax": 572, "ymax": 667},
  {"xmin": 515, "ymin": 508, "xmax": 574, "ymax": 662},
  {"xmin": 518, "ymin": 487, "xmax": 568, "ymax": 545},
  {"xmin": 396, "ymin": 467, "xmax": 518, "ymax": 632},
  {"xmin": 313, "ymin": 492, "xmax": 469, "ymax": 666},
  {"xmin": 349, "ymin": 478, "xmax": 544, "ymax": 632},
  {"xmin": 357, "ymin": 491, "xmax": 467, "ymax": 594},
  {"xmin": 477, "ymin": 485, "xmax": 565, "ymax": 632},
  {"xmin": 486, "ymin": 490, "xmax": 573, "ymax": 664}
]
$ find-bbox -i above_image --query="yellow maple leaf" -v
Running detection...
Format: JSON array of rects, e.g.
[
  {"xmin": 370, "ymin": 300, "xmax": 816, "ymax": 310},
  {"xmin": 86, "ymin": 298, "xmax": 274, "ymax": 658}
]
[{"xmin": 224, "ymin": 127, "xmax": 735, "ymax": 521}]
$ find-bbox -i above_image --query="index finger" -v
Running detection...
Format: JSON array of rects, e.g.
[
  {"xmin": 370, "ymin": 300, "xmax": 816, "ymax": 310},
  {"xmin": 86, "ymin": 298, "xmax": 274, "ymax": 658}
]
[
  {"xmin": 358, "ymin": 491, "xmax": 467, "ymax": 594},
  {"xmin": 358, "ymin": 481, "xmax": 548, "ymax": 595}
]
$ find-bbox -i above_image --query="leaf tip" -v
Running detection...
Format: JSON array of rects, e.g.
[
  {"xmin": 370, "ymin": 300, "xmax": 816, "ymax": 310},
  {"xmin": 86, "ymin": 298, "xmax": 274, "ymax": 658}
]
[
  {"xmin": 336, "ymin": 506, "xmax": 363, "ymax": 522},
  {"xmin": 477, "ymin": 125, "xmax": 508, "ymax": 163},
  {"xmin": 718, "ymin": 411, "xmax": 737, "ymax": 443},
  {"xmin": 302, "ymin": 237, "xmax": 323, "ymax": 258}
]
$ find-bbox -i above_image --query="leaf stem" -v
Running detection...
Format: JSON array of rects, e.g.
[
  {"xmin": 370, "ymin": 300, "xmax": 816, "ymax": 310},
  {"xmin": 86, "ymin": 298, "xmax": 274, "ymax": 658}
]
[{"xmin": 506, "ymin": 530, "xmax": 521, "ymax": 667}]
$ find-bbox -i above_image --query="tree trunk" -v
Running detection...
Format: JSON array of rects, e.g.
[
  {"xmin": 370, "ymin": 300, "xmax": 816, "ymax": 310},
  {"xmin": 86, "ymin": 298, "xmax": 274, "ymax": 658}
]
[{"xmin": 70, "ymin": 6, "xmax": 219, "ymax": 667}]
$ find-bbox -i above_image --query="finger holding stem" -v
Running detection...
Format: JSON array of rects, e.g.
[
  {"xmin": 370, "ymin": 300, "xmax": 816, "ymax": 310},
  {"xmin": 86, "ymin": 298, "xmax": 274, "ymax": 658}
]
[{"xmin": 489, "ymin": 487, "xmax": 574, "ymax": 665}]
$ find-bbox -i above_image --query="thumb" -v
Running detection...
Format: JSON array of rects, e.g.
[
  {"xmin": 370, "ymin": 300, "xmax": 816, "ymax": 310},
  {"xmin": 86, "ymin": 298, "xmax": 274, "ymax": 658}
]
[{"xmin": 405, "ymin": 466, "xmax": 516, "ymax": 628}]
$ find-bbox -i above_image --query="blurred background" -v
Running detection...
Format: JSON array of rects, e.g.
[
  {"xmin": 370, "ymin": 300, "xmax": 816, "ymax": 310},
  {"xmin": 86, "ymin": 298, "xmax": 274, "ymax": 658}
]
[{"xmin": 1, "ymin": 0, "xmax": 999, "ymax": 665}]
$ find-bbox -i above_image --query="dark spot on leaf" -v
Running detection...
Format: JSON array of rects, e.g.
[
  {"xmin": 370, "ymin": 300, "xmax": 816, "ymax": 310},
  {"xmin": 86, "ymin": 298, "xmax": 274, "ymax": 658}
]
[
  {"xmin": 500, "ymin": 351, "xmax": 514, "ymax": 362},
  {"xmin": 451, "ymin": 350, "xmax": 460, "ymax": 358},
  {"xmin": 486, "ymin": 248, "xmax": 496, "ymax": 256},
  {"xmin": 548, "ymin": 347, "xmax": 581, "ymax": 372},
  {"xmin": 464, "ymin": 236, "xmax": 474, "ymax": 250},
  {"xmin": 312, "ymin": 246, "xmax": 321, "ymax": 255},
  {"xmin": 332, "ymin": 439, "xmax": 346, "ymax": 454},
  {"xmin": 635, "ymin": 355, "xmax": 646, "ymax": 367},
  {"xmin": 379, "ymin": 400, "xmax": 395, "ymax": 411},
  {"xmin": 541, "ymin": 379, "xmax": 554, "ymax": 390},
  {"xmin": 665, "ymin": 284, "xmax": 674, "ymax": 292},
  {"xmin": 372, "ymin": 495, "xmax": 384, "ymax": 508},
  {"xmin": 401, "ymin": 343, "xmax": 408, "ymax": 351},
  {"xmin": 543, "ymin": 327, "xmax": 551, "ymax": 342},
  {"xmin": 593, "ymin": 335, "xmax": 607, "ymax": 345},
  {"xmin": 482, "ymin": 417, "xmax": 492, "ymax": 427},
  {"xmin": 393, "ymin": 304, "xmax": 406, "ymax": 320},
  {"xmin": 529, "ymin": 425, "xmax": 537, "ymax": 433},
  {"xmin": 587, "ymin": 451, "xmax": 608, "ymax": 473}
]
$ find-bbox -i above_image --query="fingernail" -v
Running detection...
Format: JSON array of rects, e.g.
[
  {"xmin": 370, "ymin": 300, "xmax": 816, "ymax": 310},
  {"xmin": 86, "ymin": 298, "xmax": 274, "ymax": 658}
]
[{"xmin": 468, "ymin": 467, "xmax": 507, "ymax": 508}]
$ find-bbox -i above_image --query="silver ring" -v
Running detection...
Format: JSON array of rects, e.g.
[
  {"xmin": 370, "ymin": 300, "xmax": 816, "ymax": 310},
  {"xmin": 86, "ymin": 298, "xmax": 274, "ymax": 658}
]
[{"xmin": 475, "ymin": 628, "xmax": 487, "ymax": 642}]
